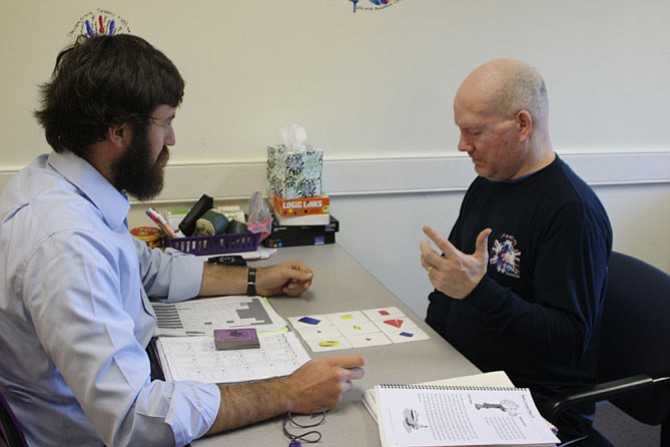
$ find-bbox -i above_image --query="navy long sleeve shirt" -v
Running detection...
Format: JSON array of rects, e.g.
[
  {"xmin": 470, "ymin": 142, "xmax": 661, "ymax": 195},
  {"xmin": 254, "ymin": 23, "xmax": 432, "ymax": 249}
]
[{"xmin": 427, "ymin": 156, "xmax": 612, "ymax": 406}]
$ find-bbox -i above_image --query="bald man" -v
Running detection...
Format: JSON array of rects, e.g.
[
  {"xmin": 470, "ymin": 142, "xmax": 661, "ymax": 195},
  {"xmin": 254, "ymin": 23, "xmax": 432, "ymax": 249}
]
[{"xmin": 420, "ymin": 59, "xmax": 612, "ymax": 444}]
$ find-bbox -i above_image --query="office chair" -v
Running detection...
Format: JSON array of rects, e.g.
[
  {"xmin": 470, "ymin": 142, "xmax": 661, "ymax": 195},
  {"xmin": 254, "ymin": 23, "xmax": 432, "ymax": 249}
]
[
  {"xmin": 0, "ymin": 390, "xmax": 28, "ymax": 447},
  {"xmin": 543, "ymin": 251, "xmax": 670, "ymax": 446}
]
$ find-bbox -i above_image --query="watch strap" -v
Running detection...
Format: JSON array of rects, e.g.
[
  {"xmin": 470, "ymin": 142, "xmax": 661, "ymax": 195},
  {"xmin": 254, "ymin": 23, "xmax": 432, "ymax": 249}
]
[{"xmin": 246, "ymin": 267, "xmax": 257, "ymax": 296}]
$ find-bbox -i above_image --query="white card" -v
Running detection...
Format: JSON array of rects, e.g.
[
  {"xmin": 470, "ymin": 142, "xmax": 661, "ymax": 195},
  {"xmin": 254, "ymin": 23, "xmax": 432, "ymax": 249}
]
[
  {"xmin": 304, "ymin": 335, "xmax": 353, "ymax": 352},
  {"xmin": 363, "ymin": 306, "xmax": 406, "ymax": 321},
  {"xmin": 383, "ymin": 326, "xmax": 430, "ymax": 343},
  {"xmin": 293, "ymin": 325, "xmax": 343, "ymax": 340},
  {"xmin": 326, "ymin": 310, "xmax": 369, "ymax": 326},
  {"xmin": 288, "ymin": 315, "xmax": 331, "ymax": 329},
  {"xmin": 347, "ymin": 332, "xmax": 393, "ymax": 348},
  {"xmin": 336, "ymin": 320, "xmax": 380, "ymax": 337},
  {"xmin": 373, "ymin": 316, "xmax": 418, "ymax": 333}
]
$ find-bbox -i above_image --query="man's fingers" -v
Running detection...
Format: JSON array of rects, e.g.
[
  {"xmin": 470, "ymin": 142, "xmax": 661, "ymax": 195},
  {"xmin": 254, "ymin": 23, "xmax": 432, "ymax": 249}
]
[
  {"xmin": 420, "ymin": 240, "xmax": 441, "ymax": 272},
  {"xmin": 332, "ymin": 355, "xmax": 366, "ymax": 370},
  {"xmin": 286, "ymin": 259, "xmax": 313, "ymax": 275},
  {"xmin": 422, "ymin": 225, "xmax": 446, "ymax": 246},
  {"xmin": 333, "ymin": 356, "xmax": 366, "ymax": 391},
  {"xmin": 343, "ymin": 366, "xmax": 365, "ymax": 381},
  {"xmin": 475, "ymin": 228, "xmax": 492, "ymax": 260},
  {"xmin": 419, "ymin": 240, "xmax": 434, "ymax": 262},
  {"xmin": 285, "ymin": 268, "xmax": 314, "ymax": 283},
  {"xmin": 422, "ymin": 225, "xmax": 459, "ymax": 257}
]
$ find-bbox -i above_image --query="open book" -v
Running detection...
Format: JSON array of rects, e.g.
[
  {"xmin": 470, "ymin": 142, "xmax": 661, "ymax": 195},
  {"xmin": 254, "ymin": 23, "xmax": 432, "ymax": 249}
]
[
  {"xmin": 363, "ymin": 371, "xmax": 516, "ymax": 423},
  {"xmin": 365, "ymin": 371, "xmax": 559, "ymax": 447}
]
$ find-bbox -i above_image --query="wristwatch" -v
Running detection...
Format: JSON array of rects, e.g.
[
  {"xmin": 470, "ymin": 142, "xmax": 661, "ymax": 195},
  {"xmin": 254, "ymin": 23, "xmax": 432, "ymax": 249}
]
[{"xmin": 247, "ymin": 267, "xmax": 257, "ymax": 296}]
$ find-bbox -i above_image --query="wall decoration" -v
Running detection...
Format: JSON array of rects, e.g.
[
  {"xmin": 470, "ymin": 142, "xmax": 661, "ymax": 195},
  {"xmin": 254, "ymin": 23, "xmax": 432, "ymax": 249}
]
[
  {"xmin": 350, "ymin": 0, "xmax": 404, "ymax": 13},
  {"xmin": 67, "ymin": 8, "xmax": 130, "ymax": 41}
]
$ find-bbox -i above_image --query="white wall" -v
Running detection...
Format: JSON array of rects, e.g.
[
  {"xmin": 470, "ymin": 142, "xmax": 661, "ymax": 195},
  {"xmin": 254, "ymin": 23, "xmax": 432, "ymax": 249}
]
[
  {"xmin": 2, "ymin": 0, "xmax": 669, "ymax": 318},
  {"xmin": 3, "ymin": 0, "xmax": 670, "ymax": 167}
]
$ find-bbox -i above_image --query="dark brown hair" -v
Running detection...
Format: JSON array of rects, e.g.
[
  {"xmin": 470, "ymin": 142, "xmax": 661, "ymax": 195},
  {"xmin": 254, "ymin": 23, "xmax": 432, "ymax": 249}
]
[{"xmin": 34, "ymin": 34, "xmax": 184, "ymax": 156}]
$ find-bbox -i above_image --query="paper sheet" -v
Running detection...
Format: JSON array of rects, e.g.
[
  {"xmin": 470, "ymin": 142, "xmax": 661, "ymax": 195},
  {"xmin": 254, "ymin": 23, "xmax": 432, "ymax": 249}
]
[
  {"xmin": 152, "ymin": 295, "xmax": 287, "ymax": 337},
  {"xmin": 156, "ymin": 331, "xmax": 310, "ymax": 383},
  {"xmin": 376, "ymin": 384, "xmax": 560, "ymax": 447}
]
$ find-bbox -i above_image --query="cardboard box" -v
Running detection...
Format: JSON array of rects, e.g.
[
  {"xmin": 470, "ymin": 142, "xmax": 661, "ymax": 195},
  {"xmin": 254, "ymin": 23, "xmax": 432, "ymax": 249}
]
[
  {"xmin": 263, "ymin": 216, "xmax": 339, "ymax": 248},
  {"xmin": 276, "ymin": 213, "xmax": 331, "ymax": 226},
  {"xmin": 272, "ymin": 194, "xmax": 330, "ymax": 217},
  {"xmin": 264, "ymin": 232, "xmax": 335, "ymax": 248}
]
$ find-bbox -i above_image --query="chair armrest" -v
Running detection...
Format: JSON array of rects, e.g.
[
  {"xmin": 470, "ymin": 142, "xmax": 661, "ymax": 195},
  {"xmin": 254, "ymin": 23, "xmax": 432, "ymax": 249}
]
[{"xmin": 541, "ymin": 374, "xmax": 668, "ymax": 422}]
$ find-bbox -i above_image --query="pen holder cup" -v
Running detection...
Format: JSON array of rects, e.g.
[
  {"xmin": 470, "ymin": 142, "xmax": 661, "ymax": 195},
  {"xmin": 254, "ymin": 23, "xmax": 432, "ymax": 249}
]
[{"xmin": 164, "ymin": 232, "xmax": 260, "ymax": 256}]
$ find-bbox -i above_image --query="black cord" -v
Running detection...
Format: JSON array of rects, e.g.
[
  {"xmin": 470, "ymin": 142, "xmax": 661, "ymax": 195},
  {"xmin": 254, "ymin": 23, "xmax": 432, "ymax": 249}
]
[{"xmin": 282, "ymin": 409, "xmax": 326, "ymax": 447}]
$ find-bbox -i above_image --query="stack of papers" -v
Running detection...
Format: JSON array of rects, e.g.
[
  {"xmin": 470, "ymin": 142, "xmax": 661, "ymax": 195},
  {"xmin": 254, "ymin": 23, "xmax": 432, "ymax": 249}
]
[{"xmin": 151, "ymin": 295, "xmax": 311, "ymax": 384}]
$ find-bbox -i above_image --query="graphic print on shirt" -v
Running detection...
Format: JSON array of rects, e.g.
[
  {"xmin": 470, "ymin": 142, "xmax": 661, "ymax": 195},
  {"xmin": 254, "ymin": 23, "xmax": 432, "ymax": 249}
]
[{"xmin": 489, "ymin": 233, "xmax": 521, "ymax": 278}]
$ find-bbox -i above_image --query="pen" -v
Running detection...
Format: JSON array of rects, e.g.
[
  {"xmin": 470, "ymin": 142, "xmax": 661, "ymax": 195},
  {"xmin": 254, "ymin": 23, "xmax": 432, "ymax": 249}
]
[
  {"xmin": 148, "ymin": 208, "xmax": 177, "ymax": 238},
  {"xmin": 145, "ymin": 210, "xmax": 166, "ymax": 235},
  {"xmin": 146, "ymin": 208, "xmax": 177, "ymax": 238}
]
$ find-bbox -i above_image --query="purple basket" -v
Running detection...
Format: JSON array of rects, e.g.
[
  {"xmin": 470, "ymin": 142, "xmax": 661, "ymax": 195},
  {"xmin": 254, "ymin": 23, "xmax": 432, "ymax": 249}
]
[{"xmin": 164, "ymin": 232, "xmax": 260, "ymax": 255}]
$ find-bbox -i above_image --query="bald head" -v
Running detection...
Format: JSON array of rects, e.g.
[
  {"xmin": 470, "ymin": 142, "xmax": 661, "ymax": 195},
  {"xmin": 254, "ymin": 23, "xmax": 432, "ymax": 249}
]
[
  {"xmin": 455, "ymin": 58, "xmax": 549, "ymax": 131},
  {"xmin": 453, "ymin": 59, "xmax": 555, "ymax": 181}
]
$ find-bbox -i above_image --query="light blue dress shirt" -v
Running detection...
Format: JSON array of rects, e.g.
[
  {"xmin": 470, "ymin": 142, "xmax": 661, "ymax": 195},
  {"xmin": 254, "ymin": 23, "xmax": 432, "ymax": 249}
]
[{"xmin": 0, "ymin": 152, "xmax": 220, "ymax": 446}]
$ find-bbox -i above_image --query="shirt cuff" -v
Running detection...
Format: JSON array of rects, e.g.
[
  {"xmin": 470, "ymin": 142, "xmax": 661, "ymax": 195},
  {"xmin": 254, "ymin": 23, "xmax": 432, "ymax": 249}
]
[
  {"xmin": 166, "ymin": 251, "xmax": 205, "ymax": 302},
  {"xmin": 167, "ymin": 382, "xmax": 221, "ymax": 446},
  {"xmin": 464, "ymin": 275, "xmax": 508, "ymax": 315}
]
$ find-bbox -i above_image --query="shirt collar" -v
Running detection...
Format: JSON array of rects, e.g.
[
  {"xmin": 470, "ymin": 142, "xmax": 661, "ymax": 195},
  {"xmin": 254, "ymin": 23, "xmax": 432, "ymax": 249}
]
[
  {"xmin": 47, "ymin": 151, "xmax": 130, "ymax": 230},
  {"xmin": 503, "ymin": 155, "xmax": 560, "ymax": 184}
]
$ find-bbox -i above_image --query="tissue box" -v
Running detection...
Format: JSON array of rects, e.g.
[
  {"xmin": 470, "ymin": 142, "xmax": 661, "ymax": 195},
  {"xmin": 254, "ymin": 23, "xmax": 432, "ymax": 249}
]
[{"xmin": 267, "ymin": 145, "xmax": 323, "ymax": 200}]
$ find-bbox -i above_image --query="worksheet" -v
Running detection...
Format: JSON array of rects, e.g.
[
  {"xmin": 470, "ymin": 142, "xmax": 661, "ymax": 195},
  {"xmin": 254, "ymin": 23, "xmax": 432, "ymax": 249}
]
[
  {"xmin": 151, "ymin": 295, "xmax": 287, "ymax": 336},
  {"xmin": 156, "ymin": 331, "xmax": 310, "ymax": 383}
]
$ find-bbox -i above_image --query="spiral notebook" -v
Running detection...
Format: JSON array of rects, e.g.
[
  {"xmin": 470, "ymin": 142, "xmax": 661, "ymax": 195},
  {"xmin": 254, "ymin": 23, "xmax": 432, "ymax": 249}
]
[
  {"xmin": 363, "ymin": 371, "xmax": 517, "ymax": 423},
  {"xmin": 373, "ymin": 374, "xmax": 560, "ymax": 447}
]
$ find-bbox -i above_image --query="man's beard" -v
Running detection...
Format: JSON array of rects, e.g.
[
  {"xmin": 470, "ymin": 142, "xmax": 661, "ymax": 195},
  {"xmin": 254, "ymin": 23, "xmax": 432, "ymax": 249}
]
[{"xmin": 112, "ymin": 128, "xmax": 169, "ymax": 201}]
